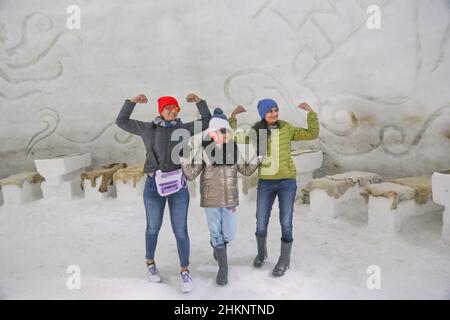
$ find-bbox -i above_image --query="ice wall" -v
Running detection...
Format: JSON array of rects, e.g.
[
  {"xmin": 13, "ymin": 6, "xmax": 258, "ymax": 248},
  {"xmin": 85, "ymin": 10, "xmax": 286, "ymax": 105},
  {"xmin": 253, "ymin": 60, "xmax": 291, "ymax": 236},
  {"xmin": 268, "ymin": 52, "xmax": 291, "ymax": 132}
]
[{"xmin": 1, "ymin": 0, "xmax": 449, "ymax": 179}]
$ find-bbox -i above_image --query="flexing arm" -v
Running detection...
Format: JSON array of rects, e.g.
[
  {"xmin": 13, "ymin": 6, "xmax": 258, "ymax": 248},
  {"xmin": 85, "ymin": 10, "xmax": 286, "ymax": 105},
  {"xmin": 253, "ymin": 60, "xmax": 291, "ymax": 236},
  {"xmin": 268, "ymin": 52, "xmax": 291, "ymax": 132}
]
[
  {"xmin": 182, "ymin": 93, "xmax": 212, "ymax": 135},
  {"xmin": 229, "ymin": 105, "xmax": 250, "ymax": 144},
  {"xmin": 290, "ymin": 102, "xmax": 320, "ymax": 141},
  {"xmin": 115, "ymin": 94, "xmax": 151, "ymax": 135}
]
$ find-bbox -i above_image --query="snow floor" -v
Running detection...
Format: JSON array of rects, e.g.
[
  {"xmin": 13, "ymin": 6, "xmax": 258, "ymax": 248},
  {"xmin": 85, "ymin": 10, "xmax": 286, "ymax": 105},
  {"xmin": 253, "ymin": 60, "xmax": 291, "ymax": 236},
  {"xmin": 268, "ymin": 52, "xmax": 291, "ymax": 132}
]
[{"xmin": 0, "ymin": 194, "xmax": 449, "ymax": 300}]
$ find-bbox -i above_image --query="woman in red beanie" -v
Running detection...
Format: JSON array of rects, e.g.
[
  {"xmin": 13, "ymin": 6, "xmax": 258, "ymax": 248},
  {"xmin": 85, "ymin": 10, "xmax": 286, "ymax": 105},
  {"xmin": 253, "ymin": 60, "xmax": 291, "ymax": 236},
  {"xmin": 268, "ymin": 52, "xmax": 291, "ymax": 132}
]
[{"xmin": 116, "ymin": 93, "xmax": 211, "ymax": 293}]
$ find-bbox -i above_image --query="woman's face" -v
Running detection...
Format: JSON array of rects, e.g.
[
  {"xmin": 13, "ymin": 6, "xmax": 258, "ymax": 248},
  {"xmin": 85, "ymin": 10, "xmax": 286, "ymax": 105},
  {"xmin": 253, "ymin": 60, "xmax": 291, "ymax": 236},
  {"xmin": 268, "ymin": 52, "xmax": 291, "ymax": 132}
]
[
  {"xmin": 160, "ymin": 104, "xmax": 179, "ymax": 121},
  {"xmin": 264, "ymin": 107, "xmax": 279, "ymax": 125}
]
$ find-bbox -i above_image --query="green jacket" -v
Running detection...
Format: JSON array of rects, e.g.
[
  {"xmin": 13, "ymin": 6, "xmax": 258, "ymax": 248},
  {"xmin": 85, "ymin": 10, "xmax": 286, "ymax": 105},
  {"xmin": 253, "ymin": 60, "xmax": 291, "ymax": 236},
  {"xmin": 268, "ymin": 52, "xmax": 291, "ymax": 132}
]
[{"xmin": 229, "ymin": 112, "xmax": 319, "ymax": 180}]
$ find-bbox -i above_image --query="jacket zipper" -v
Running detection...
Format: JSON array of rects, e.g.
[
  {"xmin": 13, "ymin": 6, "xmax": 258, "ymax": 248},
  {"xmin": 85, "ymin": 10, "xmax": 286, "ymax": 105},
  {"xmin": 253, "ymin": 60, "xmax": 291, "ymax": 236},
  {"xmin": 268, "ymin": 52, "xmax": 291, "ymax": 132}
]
[{"xmin": 223, "ymin": 165, "xmax": 228, "ymax": 207}]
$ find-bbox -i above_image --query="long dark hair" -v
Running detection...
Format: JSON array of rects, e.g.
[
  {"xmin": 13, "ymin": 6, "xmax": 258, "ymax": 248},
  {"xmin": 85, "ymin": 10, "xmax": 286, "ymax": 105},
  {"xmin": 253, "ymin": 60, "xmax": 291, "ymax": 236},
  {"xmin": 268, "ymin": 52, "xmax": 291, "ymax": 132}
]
[{"xmin": 252, "ymin": 119, "xmax": 280, "ymax": 156}]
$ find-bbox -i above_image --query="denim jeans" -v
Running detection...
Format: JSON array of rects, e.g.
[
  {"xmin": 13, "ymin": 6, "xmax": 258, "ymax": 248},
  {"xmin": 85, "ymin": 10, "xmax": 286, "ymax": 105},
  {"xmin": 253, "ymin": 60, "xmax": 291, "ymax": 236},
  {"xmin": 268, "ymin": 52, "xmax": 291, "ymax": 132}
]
[
  {"xmin": 255, "ymin": 178, "xmax": 297, "ymax": 242},
  {"xmin": 143, "ymin": 175, "xmax": 190, "ymax": 268},
  {"xmin": 204, "ymin": 207, "xmax": 237, "ymax": 248}
]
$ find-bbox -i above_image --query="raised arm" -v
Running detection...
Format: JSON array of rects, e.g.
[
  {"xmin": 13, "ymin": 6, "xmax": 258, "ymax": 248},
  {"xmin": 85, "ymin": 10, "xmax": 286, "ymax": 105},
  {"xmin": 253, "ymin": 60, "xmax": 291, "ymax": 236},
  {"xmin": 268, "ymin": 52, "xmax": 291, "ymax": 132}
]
[
  {"xmin": 181, "ymin": 93, "xmax": 212, "ymax": 135},
  {"xmin": 115, "ymin": 94, "xmax": 152, "ymax": 136},
  {"xmin": 229, "ymin": 105, "xmax": 250, "ymax": 144},
  {"xmin": 290, "ymin": 102, "xmax": 320, "ymax": 141}
]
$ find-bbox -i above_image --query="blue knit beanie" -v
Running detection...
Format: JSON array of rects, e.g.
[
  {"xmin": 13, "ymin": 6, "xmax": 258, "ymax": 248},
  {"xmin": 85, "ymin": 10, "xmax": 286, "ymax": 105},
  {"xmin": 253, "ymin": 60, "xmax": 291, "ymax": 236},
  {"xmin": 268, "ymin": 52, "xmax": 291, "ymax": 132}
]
[
  {"xmin": 257, "ymin": 99, "xmax": 278, "ymax": 119},
  {"xmin": 212, "ymin": 107, "xmax": 227, "ymax": 120}
]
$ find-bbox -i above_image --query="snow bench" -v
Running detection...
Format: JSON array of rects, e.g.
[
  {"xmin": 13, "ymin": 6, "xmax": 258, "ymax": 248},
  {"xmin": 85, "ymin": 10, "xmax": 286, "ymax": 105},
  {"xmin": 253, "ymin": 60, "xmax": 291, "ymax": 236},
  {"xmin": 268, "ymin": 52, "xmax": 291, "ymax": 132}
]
[
  {"xmin": 34, "ymin": 153, "xmax": 91, "ymax": 200},
  {"xmin": 431, "ymin": 171, "xmax": 450, "ymax": 242},
  {"xmin": 0, "ymin": 171, "xmax": 44, "ymax": 205},
  {"xmin": 363, "ymin": 175, "xmax": 443, "ymax": 233},
  {"xmin": 113, "ymin": 164, "xmax": 145, "ymax": 200},
  {"xmin": 305, "ymin": 171, "xmax": 383, "ymax": 219},
  {"xmin": 81, "ymin": 163, "xmax": 127, "ymax": 200}
]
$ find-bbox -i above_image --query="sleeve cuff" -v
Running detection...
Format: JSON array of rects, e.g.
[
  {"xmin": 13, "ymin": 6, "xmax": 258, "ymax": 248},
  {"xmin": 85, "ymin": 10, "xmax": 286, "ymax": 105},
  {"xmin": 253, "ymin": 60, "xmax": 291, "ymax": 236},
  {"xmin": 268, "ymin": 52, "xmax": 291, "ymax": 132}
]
[{"xmin": 125, "ymin": 99, "xmax": 137, "ymax": 106}]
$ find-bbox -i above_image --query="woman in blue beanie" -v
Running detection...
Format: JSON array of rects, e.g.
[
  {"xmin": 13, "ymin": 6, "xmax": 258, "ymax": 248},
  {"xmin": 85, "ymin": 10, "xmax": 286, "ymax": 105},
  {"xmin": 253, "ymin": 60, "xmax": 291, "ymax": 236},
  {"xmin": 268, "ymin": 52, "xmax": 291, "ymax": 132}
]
[{"xmin": 230, "ymin": 99, "xmax": 319, "ymax": 277}]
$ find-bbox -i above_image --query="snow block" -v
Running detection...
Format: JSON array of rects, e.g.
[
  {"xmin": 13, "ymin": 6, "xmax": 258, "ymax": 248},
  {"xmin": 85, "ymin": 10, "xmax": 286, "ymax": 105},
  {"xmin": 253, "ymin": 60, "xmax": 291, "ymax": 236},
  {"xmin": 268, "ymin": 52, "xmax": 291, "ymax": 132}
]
[
  {"xmin": 366, "ymin": 181, "xmax": 442, "ymax": 233},
  {"xmin": 308, "ymin": 171, "xmax": 382, "ymax": 219},
  {"xmin": 292, "ymin": 150, "xmax": 323, "ymax": 204},
  {"xmin": 40, "ymin": 169, "xmax": 85, "ymax": 200},
  {"xmin": 0, "ymin": 171, "xmax": 44, "ymax": 205},
  {"xmin": 34, "ymin": 153, "xmax": 91, "ymax": 200},
  {"xmin": 81, "ymin": 163, "xmax": 127, "ymax": 200},
  {"xmin": 291, "ymin": 149, "xmax": 323, "ymax": 175},
  {"xmin": 113, "ymin": 164, "xmax": 145, "ymax": 200},
  {"xmin": 431, "ymin": 172, "xmax": 450, "ymax": 242},
  {"xmin": 34, "ymin": 153, "xmax": 91, "ymax": 185},
  {"xmin": 310, "ymin": 185, "xmax": 367, "ymax": 219},
  {"xmin": 82, "ymin": 176, "xmax": 117, "ymax": 200},
  {"xmin": 115, "ymin": 179, "xmax": 145, "ymax": 200}
]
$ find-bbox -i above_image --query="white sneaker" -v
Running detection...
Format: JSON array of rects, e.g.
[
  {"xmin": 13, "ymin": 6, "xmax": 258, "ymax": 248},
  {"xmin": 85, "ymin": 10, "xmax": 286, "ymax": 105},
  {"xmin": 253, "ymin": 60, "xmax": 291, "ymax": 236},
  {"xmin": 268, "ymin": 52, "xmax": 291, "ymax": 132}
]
[
  {"xmin": 147, "ymin": 263, "xmax": 161, "ymax": 283},
  {"xmin": 180, "ymin": 270, "xmax": 193, "ymax": 293}
]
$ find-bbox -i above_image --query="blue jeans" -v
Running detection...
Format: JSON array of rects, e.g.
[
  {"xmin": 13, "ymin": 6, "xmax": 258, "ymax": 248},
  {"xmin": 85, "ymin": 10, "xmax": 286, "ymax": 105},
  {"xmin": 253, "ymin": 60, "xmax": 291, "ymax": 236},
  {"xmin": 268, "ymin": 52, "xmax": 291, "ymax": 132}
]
[
  {"xmin": 204, "ymin": 207, "xmax": 237, "ymax": 248},
  {"xmin": 143, "ymin": 175, "xmax": 190, "ymax": 268},
  {"xmin": 256, "ymin": 178, "xmax": 297, "ymax": 242}
]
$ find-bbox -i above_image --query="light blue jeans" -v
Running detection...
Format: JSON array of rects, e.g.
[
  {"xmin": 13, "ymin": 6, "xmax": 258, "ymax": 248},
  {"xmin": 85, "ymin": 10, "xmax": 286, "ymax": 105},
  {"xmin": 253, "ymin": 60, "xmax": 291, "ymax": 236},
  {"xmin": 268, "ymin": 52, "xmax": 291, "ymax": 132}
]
[{"xmin": 204, "ymin": 207, "xmax": 237, "ymax": 248}]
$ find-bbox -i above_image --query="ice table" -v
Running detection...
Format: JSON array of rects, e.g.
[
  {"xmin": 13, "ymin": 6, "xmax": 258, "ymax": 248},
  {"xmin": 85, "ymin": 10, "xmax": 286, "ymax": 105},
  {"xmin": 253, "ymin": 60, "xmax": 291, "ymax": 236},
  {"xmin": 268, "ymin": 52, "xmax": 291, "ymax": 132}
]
[
  {"xmin": 431, "ymin": 171, "xmax": 450, "ymax": 242},
  {"xmin": 291, "ymin": 149, "xmax": 323, "ymax": 204},
  {"xmin": 307, "ymin": 171, "xmax": 383, "ymax": 219},
  {"xmin": 34, "ymin": 153, "xmax": 91, "ymax": 199}
]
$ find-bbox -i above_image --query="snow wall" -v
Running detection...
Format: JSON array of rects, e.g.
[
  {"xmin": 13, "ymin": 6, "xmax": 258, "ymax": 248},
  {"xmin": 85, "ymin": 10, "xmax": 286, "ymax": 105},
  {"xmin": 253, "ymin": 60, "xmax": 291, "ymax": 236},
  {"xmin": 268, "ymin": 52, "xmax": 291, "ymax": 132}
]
[{"xmin": 1, "ymin": 0, "xmax": 449, "ymax": 179}]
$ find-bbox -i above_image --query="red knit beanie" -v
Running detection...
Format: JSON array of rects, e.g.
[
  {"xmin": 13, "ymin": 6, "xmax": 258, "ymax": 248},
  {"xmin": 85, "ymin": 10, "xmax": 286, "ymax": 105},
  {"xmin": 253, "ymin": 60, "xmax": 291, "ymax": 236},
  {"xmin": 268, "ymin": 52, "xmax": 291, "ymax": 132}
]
[{"xmin": 157, "ymin": 96, "xmax": 179, "ymax": 114}]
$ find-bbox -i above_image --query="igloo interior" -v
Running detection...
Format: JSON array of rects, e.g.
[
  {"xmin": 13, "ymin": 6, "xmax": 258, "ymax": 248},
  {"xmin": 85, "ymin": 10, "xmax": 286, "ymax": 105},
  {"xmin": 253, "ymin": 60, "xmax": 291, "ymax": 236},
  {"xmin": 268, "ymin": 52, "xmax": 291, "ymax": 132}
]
[{"xmin": 0, "ymin": 0, "xmax": 449, "ymax": 301}]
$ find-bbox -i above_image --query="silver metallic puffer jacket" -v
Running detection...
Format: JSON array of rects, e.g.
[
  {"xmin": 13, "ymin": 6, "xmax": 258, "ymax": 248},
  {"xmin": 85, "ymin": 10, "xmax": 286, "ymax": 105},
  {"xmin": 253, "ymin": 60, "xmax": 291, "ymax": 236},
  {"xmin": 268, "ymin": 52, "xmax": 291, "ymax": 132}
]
[{"xmin": 181, "ymin": 150, "xmax": 260, "ymax": 208}]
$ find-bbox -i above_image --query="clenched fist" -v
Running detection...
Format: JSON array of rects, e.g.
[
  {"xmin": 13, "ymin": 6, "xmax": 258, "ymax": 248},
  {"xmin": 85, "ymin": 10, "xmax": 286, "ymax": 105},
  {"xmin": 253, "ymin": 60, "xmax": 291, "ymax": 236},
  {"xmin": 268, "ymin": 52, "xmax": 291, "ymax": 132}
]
[
  {"xmin": 297, "ymin": 102, "xmax": 315, "ymax": 113},
  {"xmin": 231, "ymin": 105, "xmax": 247, "ymax": 118},
  {"xmin": 130, "ymin": 94, "xmax": 148, "ymax": 104},
  {"xmin": 186, "ymin": 93, "xmax": 201, "ymax": 103}
]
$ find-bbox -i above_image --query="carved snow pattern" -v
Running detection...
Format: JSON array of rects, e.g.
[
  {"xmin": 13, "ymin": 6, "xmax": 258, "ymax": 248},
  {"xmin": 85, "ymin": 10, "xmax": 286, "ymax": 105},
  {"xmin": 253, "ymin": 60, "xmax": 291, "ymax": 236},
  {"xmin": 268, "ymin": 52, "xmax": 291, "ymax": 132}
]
[{"xmin": 225, "ymin": 0, "xmax": 450, "ymax": 160}]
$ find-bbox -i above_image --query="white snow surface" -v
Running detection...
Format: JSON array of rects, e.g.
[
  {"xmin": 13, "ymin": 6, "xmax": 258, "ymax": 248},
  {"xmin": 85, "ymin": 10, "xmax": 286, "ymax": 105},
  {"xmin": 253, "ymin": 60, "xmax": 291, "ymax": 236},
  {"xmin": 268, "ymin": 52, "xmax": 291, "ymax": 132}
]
[{"xmin": 0, "ymin": 194, "xmax": 449, "ymax": 300}]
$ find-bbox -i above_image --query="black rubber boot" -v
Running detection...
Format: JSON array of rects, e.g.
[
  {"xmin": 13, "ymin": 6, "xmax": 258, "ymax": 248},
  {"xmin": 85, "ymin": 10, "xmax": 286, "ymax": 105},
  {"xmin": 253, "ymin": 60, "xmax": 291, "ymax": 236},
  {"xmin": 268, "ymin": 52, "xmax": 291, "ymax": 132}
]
[
  {"xmin": 253, "ymin": 235, "xmax": 268, "ymax": 268},
  {"xmin": 272, "ymin": 239, "xmax": 293, "ymax": 277},
  {"xmin": 213, "ymin": 245, "xmax": 228, "ymax": 286},
  {"xmin": 210, "ymin": 241, "xmax": 217, "ymax": 261}
]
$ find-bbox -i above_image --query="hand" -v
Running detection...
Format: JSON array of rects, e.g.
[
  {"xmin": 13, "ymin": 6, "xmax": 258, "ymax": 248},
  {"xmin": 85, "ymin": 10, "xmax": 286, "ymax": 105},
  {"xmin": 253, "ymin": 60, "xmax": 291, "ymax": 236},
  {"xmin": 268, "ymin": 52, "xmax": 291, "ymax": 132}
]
[
  {"xmin": 231, "ymin": 105, "xmax": 247, "ymax": 118},
  {"xmin": 257, "ymin": 155, "xmax": 269, "ymax": 165},
  {"xmin": 297, "ymin": 102, "xmax": 315, "ymax": 113},
  {"xmin": 186, "ymin": 93, "xmax": 201, "ymax": 103},
  {"xmin": 130, "ymin": 94, "xmax": 148, "ymax": 104}
]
